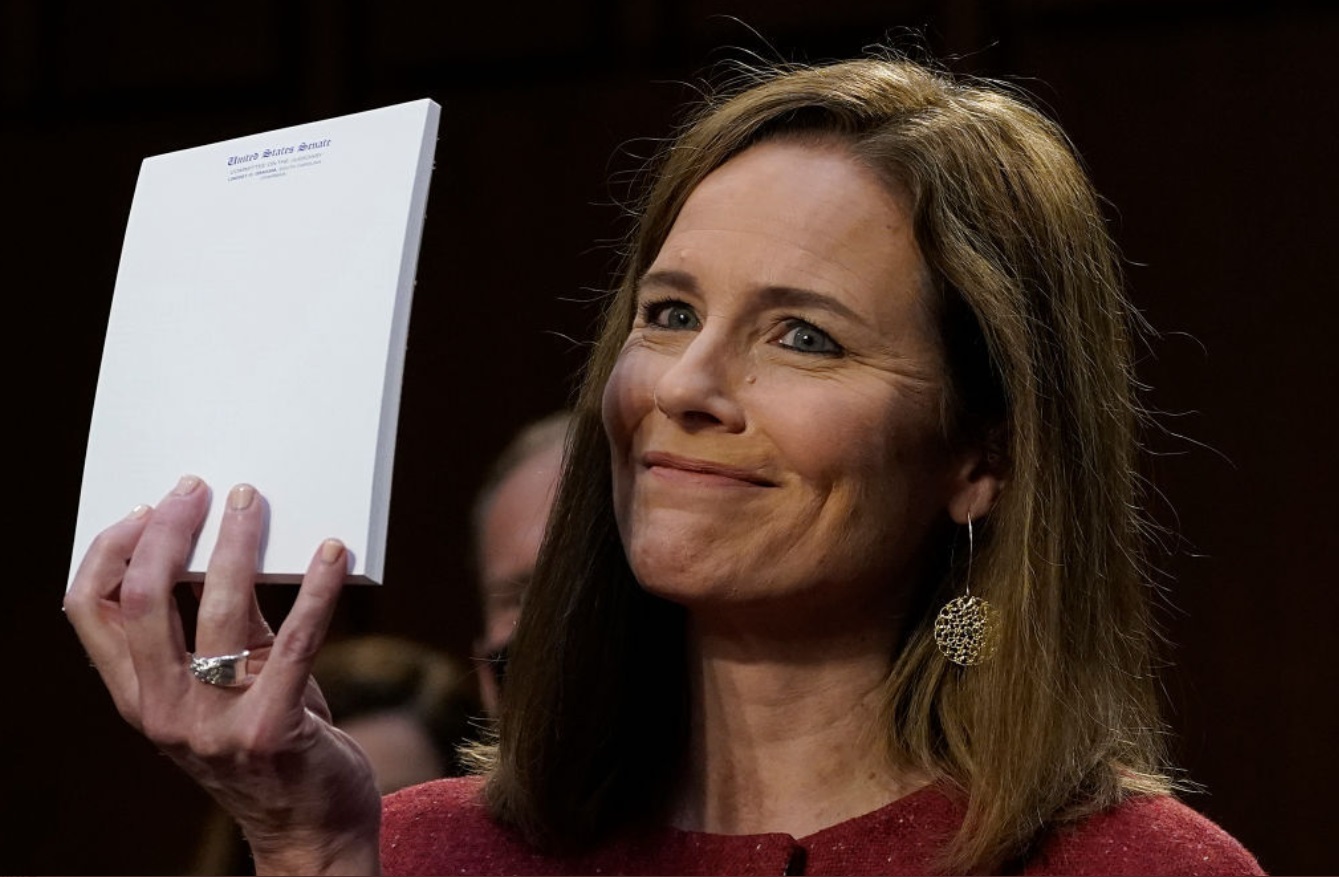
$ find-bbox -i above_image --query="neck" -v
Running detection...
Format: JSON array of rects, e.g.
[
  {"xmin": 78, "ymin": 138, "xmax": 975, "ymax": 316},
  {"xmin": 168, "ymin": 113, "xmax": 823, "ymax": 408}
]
[{"xmin": 672, "ymin": 609, "xmax": 927, "ymax": 838}]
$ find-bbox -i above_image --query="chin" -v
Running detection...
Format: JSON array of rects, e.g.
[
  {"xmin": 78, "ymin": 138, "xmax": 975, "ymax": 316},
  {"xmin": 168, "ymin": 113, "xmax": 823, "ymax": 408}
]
[{"xmin": 630, "ymin": 557, "xmax": 807, "ymax": 613}]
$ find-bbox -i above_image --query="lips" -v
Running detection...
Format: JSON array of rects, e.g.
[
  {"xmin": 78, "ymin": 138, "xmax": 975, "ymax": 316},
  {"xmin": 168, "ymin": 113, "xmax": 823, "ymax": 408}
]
[{"xmin": 641, "ymin": 450, "xmax": 777, "ymax": 487}]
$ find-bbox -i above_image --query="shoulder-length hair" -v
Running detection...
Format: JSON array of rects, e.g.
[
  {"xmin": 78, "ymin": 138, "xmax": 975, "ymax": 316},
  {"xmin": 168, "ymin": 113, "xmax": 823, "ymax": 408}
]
[{"xmin": 473, "ymin": 52, "xmax": 1172, "ymax": 874}]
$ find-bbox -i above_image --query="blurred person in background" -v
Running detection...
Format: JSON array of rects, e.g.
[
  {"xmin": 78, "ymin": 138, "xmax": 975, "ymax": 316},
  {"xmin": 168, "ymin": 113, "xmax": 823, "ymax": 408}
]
[
  {"xmin": 313, "ymin": 634, "xmax": 482, "ymax": 788},
  {"xmin": 469, "ymin": 411, "xmax": 570, "ymax": 716}
]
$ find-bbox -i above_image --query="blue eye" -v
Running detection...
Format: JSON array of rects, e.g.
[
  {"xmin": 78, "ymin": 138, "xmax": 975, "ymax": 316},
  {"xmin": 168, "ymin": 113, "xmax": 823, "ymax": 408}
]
[
  {"xmin": 778, "ymin": 320, "xmax": 842, "ymax": 355},
  {"xmin": 644, "ymin": 300, "xmax": 701, "ymax": 330}
]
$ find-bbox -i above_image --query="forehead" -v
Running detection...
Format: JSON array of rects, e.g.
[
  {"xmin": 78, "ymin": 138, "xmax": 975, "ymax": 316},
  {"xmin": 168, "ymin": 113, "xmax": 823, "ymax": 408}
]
[
  {"xmin": 655, "ymin": 139, "xmax": 927, "ymax": 299},
  {"xmin": 644, "ymin": 139, "xmax": 932, "ymax": 344},
  {"xmin": 479, "ymin": 441, "xmax": 562, "ymax": 575}
]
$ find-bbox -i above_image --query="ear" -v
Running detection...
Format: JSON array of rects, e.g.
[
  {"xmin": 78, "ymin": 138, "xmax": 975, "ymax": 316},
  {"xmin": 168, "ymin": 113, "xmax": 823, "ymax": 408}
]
[{"xmin": 946, "ymin": 444, "xmax": 1006, "ymax": 525}]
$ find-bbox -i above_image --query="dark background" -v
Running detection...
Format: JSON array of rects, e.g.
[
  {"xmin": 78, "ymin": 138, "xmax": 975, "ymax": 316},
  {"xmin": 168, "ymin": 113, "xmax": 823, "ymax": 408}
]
[{"xmin": 4, "ymin": 1, "xmax": 1336, "ymax": 874}]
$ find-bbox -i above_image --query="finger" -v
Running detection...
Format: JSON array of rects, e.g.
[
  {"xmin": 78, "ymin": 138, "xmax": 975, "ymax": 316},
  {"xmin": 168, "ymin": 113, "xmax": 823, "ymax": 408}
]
[
  {"xmin": 194, "ymin": 484, "xmax": 266, "ymax": 659},
  {"xmin": 191, "ymin": 579, "xmax": 274, "ymax": 639},
  {"xmin": 67, "ymin": 503, "xmax": 153, "ymax": 604},
  {"xmin": 122, "ymin": 475, "xmax": 211, "ymax": 696},
  {"xmin": 64, "ymin": 503, "xmax": 154, "ymax": 716},
  {"xmin": 246, "ymin": 590, "xmax": 275, "ymax": 644},
  {"xmin": 253, "ymin": 538, "xmax": 349, "ymax": 707}
]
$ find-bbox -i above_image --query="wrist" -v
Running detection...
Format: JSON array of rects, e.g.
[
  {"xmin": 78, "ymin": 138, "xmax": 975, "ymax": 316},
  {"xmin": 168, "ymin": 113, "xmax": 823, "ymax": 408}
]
[{"xmin": 243, "ymin": 809, "xmax": 381, "ymax": 876}]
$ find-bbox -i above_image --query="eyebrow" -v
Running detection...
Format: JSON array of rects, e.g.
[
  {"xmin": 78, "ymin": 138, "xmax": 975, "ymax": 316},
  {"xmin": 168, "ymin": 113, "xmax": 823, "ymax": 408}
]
[{"xmin": 637, "ymin": 269, "xmax": 865, "ymax": 324}]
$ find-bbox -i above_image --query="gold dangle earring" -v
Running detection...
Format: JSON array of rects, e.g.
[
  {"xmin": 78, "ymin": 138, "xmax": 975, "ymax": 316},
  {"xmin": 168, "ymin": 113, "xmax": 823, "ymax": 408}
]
[{"xmin": 934, "ymin": 514, "xmax": 999, "ymax": 666}]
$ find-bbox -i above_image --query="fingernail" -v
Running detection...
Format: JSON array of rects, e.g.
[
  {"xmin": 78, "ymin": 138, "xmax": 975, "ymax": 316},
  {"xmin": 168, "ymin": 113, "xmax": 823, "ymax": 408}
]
[
  {"xmin": 173, "ymin": 474, "xmax": 202, "ymax": 496},
  {"xmin": 126, "ymin": 504, "xmax": 151, "ymax": 520},
  {"xmin": 228, "ymin": 484, "xmax": 256, "ymax": 511},
  {"xmin": 320, "ymin": 539, "xmax": 345, "ymax": 564}
]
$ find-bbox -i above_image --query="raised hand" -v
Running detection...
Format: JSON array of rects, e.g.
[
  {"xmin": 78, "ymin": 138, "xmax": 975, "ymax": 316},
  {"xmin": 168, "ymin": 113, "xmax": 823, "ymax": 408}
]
[{"xmin": 64, "ymin": 476, "xmax": 382, "ymax": 875}]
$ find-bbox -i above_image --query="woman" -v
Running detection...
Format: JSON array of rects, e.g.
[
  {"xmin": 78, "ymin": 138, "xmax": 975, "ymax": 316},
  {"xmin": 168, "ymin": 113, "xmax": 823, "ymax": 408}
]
[{"xmin": 65, "ymin": 54, "xmax": 1263, "ymax": 875}]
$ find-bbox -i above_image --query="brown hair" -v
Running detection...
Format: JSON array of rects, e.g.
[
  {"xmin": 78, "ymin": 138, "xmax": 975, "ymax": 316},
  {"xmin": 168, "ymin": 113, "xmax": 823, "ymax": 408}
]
[{"xmin": 476, "ymin": 52, "xmax": 1172, "ymax": 873}]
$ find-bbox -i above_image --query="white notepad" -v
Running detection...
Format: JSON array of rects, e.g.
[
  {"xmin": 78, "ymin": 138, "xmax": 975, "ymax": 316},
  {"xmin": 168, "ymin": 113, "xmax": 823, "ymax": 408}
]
[{"xmin": 68, "ymin": 98, "xmax": 441, "ymax": 588}]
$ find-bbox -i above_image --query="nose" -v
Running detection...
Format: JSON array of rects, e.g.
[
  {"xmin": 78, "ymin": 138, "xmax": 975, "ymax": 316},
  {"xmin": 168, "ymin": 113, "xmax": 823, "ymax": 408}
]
[{"xmin": 652, "ymin": 328, "xmax": 747, "ymax": 432}]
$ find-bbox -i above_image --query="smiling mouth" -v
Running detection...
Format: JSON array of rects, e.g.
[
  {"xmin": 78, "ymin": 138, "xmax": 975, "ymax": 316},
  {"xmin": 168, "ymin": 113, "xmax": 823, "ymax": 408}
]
[{"xmin": 641, "ymin": 451, "xmax": 777, "ymax": 487}]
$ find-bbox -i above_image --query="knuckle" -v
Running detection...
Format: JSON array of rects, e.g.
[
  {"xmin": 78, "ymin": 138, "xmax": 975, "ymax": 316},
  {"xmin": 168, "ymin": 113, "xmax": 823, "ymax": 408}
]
[
  {"xmin": 117, "ymin": 580, "xmax": 156, "ymax": 620},
  {"xmin": 139, "ymin": 711, "xmax": 188, "ymax": 750},
  {"xmin": 88, "ymin": 524, "xmax": 135, "ymax": 557},
  {"xmin": 190, "ymin": 727, "xmax": 237, "ymax": 761},
  {"xmin": 110, "ymin": 695, "xmax": 144, "ymax": 732},
  {"xmin": 273, "ymin": 627, "xmax": 322, "ymax": 666},
  {"xmin": 143, "ymin": 711, "xmax": 252, "ymax": 763},
  {"xmin": 195, "ymin": 602, "xmax": 238, "ymax": 630},
  {"xmin": 62, "ymin": 591, "xmax": 87, "ymax": 617},
  {"xmin": 234, "ymin": 720, "xmax": 282, "ymax": 758},
  {"xmin": 231, "ymin": 709, "xmax": 309, "ymax": 761}
]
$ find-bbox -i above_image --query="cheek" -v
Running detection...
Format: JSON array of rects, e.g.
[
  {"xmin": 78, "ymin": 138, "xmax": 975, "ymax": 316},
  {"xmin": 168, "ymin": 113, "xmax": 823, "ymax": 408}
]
[
  {"xmin": 602, "ymin": 349, "xmax": 651, "ymax": 529},
  {"xmin": 759, "ymin": 384, "xmax": 898, "ymax": 484},
  {"xmin": 601, "ymin": 346, "xmax": 658, "ymax": 454}
]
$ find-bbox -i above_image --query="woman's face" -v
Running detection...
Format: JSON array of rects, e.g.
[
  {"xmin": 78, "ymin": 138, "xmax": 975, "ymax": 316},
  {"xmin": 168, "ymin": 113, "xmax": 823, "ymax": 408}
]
[{"xmin": 602, "ymin": 139, "xmax": 985, "ymax": 626}]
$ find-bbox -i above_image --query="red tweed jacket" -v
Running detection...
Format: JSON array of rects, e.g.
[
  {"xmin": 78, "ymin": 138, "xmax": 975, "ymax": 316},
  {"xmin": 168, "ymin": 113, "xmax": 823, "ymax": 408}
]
[{"xmin": 380, "ymin": 776, "xmax": 1263, "ymax": 876}]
